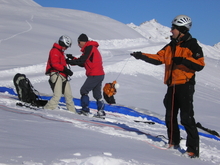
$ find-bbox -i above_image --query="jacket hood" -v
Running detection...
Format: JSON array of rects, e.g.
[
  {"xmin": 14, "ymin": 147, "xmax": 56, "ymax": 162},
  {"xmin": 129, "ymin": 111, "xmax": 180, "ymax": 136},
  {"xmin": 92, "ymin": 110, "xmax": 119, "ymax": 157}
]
[
  {"xmin": 81, "ymin": 41, "xmax": 99, "ymax": 52},
  {"xmin": 53, "ymin": 43, "xmax": 63, "ymax": 51}
]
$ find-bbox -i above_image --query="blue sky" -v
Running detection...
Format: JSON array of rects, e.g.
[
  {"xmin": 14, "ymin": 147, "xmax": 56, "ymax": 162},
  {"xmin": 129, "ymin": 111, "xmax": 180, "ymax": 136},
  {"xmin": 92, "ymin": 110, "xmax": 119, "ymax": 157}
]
[{"xmin": 33, "ymin": 0, "xmax": 220, "ymax": 46}]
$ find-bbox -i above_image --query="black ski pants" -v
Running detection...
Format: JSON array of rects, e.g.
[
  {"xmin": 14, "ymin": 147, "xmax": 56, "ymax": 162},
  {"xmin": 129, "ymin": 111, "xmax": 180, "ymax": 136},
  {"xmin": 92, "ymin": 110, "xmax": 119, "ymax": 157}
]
[
  {"xmin": 80, "ymin": 75, "xmax": 104, "ymax": 111},
  {"xmin": 80, "ymin": 75, "xmax": 104, "ymax": 99},
  {"xmin": 163, "ymin": 82, "xmax": 199, "ymax": 156}
]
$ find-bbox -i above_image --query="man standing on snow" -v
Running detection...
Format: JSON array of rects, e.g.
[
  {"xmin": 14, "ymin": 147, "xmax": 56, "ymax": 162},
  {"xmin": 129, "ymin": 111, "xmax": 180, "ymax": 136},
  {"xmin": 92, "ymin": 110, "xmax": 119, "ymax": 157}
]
[
  {"xmin": 44, "ymin": 35, "xmax": 76, "ymax": 113},
  {"xmin": 130, "ymin": 15, "xmax": 205, "ymax": 158},
  {"xmin": 66, "ymin": 33, "xmax": 105, "ymax": 118}
]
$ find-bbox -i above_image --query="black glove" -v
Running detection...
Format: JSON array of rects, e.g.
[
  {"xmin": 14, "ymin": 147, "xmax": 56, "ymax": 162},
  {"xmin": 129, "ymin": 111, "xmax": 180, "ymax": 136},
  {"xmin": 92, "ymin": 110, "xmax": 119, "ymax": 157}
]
[
  {"xmin": 130, "ymin": 52, "xmax": 142, "ymax": 59},
  {"xmin": 66, "ymin": 59, "xmax": 78, "ymax": 65},
  {"xmin": 63, "ymin": 67, "xmax": 73, "ymax": 76},
  {"xmin": 66, "ymin": 54, "xmax": 74, "ymax": 59},
  {"xmin": 172, "ymin": 57, "xmax": 183, "ymax": 65},
  {"xmin": 66, "ymin": 59, "xmax": 71, "ymax": 64}
]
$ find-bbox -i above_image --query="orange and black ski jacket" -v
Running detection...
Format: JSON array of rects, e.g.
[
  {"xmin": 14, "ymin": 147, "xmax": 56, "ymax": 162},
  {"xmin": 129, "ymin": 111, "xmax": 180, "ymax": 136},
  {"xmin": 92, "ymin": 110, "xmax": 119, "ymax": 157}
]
[
  {"xmin": 103, "ymin": 81, "xmax": 117, "ymax": 97},
  {"xmin": 140, "ymin": 33, "xmax": 205, "ymax": 86}
]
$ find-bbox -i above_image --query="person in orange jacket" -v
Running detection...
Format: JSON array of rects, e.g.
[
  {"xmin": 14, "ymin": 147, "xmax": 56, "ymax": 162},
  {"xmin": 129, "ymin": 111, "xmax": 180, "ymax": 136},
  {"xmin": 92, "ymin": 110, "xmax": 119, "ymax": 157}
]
[
  {"xmin": 103, "ymin": 80, "xmax": 119, "ymax": 104},
  {"xmin": 131, "ymin": 15, "xmax": 205, "ymax": 158}
]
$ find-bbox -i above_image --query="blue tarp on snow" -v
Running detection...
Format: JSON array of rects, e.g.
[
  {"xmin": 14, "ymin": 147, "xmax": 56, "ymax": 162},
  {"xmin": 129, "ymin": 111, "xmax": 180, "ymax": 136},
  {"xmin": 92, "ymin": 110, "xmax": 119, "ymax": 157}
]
[{"xmin": 0, "ymin": 86, "xmax": 219, "ymax": 141}]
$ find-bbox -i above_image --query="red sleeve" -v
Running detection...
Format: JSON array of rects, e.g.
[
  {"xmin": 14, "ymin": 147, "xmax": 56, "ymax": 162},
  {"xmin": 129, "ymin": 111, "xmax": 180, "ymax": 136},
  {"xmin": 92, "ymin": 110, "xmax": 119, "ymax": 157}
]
[{"xmin": 49, "ymin": 49, "xmax": 65, "ymax": 71}]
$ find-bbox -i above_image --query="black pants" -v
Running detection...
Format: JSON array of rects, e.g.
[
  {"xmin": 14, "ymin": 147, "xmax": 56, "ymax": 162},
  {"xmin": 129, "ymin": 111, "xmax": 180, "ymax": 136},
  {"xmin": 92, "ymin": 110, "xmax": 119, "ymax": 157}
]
[
  {"xmin": 163, "ymin": 83, "xmax": 199, "ymax": 156},
  {"xmin": 80, "ymin": 75, "xmax": 104, "ymax": 111},
  {"xmin": 80, "ymin": 75, "xmax": 104, "ymax": 100},
  {"xmin": 103, "ymin": 92, "xmax": 116, "ymax": 104}
]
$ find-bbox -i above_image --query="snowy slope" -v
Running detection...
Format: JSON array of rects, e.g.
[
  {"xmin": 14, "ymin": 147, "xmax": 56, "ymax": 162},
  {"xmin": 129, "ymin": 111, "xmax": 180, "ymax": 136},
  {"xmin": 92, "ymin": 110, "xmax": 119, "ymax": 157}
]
[{"xmin": 0, "ymin": 0, "xmax": 220, "ymax": 164}]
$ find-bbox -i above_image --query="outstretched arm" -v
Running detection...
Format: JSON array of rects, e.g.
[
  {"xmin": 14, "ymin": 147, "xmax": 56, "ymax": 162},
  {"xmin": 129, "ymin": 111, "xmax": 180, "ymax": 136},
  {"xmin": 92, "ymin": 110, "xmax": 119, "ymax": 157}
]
[{"xmin": 130, "ymin": 52, "xmax": 162, "ymax": 65}]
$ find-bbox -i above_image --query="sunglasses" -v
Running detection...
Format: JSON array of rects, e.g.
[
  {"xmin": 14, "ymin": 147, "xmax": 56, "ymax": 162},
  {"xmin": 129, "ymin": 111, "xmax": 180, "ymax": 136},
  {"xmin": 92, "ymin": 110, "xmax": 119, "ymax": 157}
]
[{"xmin": 171, "ymin": 26, "xmax": 176, "ymax": 30}]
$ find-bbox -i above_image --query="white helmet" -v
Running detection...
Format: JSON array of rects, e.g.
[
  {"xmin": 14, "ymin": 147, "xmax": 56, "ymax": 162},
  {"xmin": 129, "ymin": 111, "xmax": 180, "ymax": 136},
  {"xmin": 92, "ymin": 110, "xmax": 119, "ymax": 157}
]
[
  {"xmin": 114, "ymin": 83, "xmax": 120, "ymax": 89},
  {"xmin": 58, "ymin": 35, "xmax": 72, "ymax": 48},
  {"xmin": 172, "ymin": 15, "xmax": 192, "ymax": 31}
]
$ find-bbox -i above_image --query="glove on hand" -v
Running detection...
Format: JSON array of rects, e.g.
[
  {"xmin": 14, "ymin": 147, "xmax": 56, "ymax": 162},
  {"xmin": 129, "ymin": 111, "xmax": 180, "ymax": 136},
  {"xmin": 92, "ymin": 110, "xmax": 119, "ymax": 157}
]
[
  {"xmin": 66, "ymin": 54, "xmax": 76, "ymax": 60},
  {"xmin": 66, "ymin": 59, "xmax": 77, "ymax": 65},
  {"xmin": 172, "ymin": 57, "xmax": 183, "ymax": 65},
  {"xmin": 63, "ymin": 67, "xmax": 73, "ymax": 76},
  {"xmin": 66, "ymin": 59, "xmax": 71, "ymax": 64},
  {"xmin": 66, "ymin": 58, "xmax": 76, "ymax": 64},
  {"xmin": 130, "ymin": 52, "xmax": 142, "ymax": 59},
  {"xmin": 66, "ymin": 54, "xmax": 74, "ymax": 59}
]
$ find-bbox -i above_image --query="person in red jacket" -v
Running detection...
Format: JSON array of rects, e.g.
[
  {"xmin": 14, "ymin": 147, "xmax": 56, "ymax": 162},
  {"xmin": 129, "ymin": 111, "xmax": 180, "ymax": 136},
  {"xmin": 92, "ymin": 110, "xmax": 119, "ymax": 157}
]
[
  {"xmin": 44, "ymin": 35, "xmax": 76, "ymax": 113},
  {"xmin": 66, "ymin": 33, "xmax": 105, "ymax": 117},
  {"xmin": 131, "ymin": 15, "xmax": 205, "ymax": 158}
]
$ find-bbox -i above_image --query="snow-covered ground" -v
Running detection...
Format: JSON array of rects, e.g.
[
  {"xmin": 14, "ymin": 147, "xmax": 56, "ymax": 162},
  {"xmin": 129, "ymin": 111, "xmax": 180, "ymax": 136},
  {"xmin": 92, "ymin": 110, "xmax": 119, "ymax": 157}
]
[{"xmin": 0, "ymin": 0, "xmax": 220, "ymax": 164}]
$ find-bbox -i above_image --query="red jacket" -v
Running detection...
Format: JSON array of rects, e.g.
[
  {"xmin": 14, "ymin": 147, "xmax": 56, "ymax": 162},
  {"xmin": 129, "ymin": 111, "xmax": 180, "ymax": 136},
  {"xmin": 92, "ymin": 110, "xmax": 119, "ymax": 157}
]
[
  {"xmin": 45, "ymin": 43, "xmax": 67, "ymax": 78},
  {"xmin": 68, "ymin": 41, "xmax": 105, "ymax": 76}
]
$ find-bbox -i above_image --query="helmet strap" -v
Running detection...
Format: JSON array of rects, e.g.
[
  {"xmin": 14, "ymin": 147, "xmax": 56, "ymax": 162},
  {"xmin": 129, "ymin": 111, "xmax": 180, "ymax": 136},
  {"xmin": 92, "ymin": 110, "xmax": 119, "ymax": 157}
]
[
  {"xmin": 177, "ymin": 32, "xmax": 181, "ymax": 40},
  {"xmin": 172, "ymin": 32, "xmax": 182, "ymax": 43}
]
